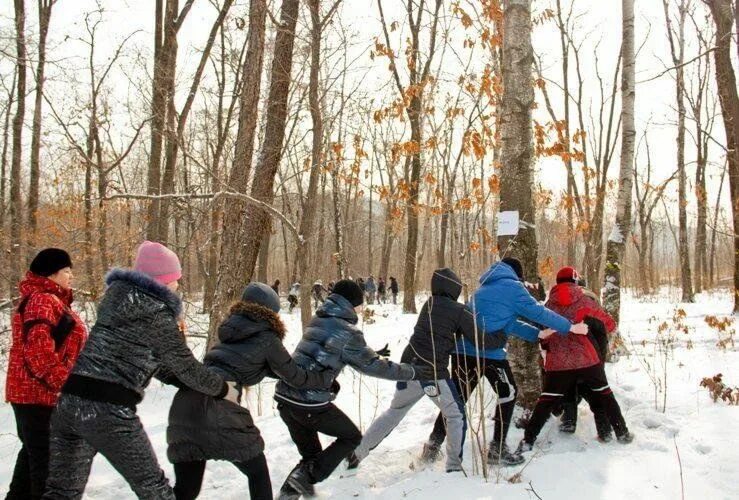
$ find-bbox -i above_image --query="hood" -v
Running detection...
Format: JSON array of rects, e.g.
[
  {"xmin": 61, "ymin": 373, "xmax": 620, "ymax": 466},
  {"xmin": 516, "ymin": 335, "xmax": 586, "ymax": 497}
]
[
  {"xmin": 479, "ymin": 261, "xmax": 520, "ymax": 286},
  {"xmin": 547, "ymin": 282, "xmax": 583, "ymax": 308},
  {"xmin": 18, "ymin": 271, "xmax": 73, "ymax": 305},
  {"xmin": 431, "ymin": 268, "xmax": 462, "ymax": 300},
  {"xmin": 218, "ymin": 301, "xmax": 286, "ymax": 343},
  {"xmin": 105, "ymin": 268, "xmax": 182, "ymax": 316},
  {"xmin": 317, "ymin": 294, "xmax": 358, "ymax": 323}
]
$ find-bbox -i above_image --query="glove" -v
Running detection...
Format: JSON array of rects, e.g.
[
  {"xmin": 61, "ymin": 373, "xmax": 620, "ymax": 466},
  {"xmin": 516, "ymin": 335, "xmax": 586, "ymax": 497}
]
[
  {"xmin": 330, "ymin": 380, "xmax": 341, "ymax": 395},
  {"xmin": 223, "ymin": 381, "xmax": 241, "ymax": 404},
  {"xmin": 412, "ymin": 365, "xmax": 437, "ymax": 381},
  {"xmin": 375, "ymin": 343, "xmax": 391, "ymax": 357}
]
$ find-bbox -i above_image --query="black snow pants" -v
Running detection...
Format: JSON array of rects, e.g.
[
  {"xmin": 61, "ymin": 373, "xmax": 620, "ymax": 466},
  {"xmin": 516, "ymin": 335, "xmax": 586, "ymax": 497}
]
[
  {"xmin": 172, "ymin": 453, "xmax": 272, "ymax": 500},
  {"xmin": 428, "ymin": 355, "xmax": 517, "ymax": 448},
  {"xmin": 43, "ymin": 394, "xmax": 174, "ymax": 500},
  {"xmin": 277, "ymin": 402, "xmax": 362, "ymax": 484},
  {"xmin": 6, "ymin": 404, "xmax": 54, "ymax": 500}
]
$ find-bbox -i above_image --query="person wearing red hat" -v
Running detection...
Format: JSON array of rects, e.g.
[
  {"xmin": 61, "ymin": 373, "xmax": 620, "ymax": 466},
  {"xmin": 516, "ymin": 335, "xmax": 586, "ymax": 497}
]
[
  {"xmin": 517, "ymin": 267, "xmax": 633, "ymax": 455},
  {"xmin": 5, "ymin": 248, "xmax": 88, "ymax": 500}
]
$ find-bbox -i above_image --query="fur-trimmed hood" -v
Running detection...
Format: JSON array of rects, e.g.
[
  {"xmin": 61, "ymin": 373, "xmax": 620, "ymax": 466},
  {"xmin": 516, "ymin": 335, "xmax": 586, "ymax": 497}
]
[
  {"xmin": 105, "ymin": 267, "xmax": 182, "ymax": 317},
  {"xmin": 219, "ymin": 301, "xmax": 286, "ymax": 343}
]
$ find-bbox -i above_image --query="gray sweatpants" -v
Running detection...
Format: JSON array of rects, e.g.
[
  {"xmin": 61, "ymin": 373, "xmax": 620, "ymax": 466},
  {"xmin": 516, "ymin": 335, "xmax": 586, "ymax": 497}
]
[
  {"xmin": 43, "ymin": 394, "xmax": 175, "ymax": 500},
  {"xmin": 354, "ymin": 379, "xmax": 466, "ymax": 471}
]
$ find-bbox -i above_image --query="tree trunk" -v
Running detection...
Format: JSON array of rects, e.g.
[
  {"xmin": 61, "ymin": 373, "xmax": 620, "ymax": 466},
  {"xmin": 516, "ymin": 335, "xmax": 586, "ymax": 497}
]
[
  {"xmin": 209, "ymin": 0, "xmax": 267, "ymax": 341},
  {"xmin": 27, "ymin": 0, "xmax": 53, "ymax": 248},
  {"xmin": 705, "ymin": 0, "xmax": 739, "ymax": 311},
  {"xmin": 498, "ymin": 0, "xmax": 540, "ymax": 413},
  {"xmin": 212, "ymin": 0, "xmax": 300, "ymax": 339},
  {"xmin": 603, "ymin": 0, "xmax": 636, "ymax": 326},
  {"xmin": 146, "ymin": 0, "xmax": 167, "ymax": 239},
  {"xmin": 331, "ymin": 164, "xmax": 347, "ymax": 279},
  {"xmin": 0, "ymin": 70, "xmax": 16, "ymax": 228},
  {"xmin": 9, "ymin": 0, "xmax": 27, "ymax": 290},
  {"xmin": 297, "ymin": 0, "xmax": 326, "ymax": 328}
]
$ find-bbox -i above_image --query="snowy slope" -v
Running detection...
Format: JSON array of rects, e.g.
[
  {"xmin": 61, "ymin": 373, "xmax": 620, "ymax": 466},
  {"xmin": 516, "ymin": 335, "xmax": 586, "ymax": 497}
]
[{"xmin": 1, "ymin": 290, "xmax": 737, "ymax": 499}]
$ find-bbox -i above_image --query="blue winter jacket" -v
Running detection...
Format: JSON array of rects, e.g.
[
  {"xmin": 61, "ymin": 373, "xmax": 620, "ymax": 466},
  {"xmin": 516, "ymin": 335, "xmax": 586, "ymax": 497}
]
[{"xmin": 455, "ymin": 262, "xmax": 572, "ymax": 360}]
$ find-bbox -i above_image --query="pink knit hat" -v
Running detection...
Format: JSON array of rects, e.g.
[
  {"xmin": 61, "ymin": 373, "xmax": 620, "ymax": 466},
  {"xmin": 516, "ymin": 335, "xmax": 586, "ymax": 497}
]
[{"xmin": 134, "ymin": 241, "xmax": 182, "ymax": 285}]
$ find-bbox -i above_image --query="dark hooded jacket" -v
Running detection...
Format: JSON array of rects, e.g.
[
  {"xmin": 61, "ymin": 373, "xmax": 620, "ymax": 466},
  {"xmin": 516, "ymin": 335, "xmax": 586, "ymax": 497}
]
[
  {"xmin": 167, "ymin": 301, "xmax": 332, "ymax": 463},
  {"xmin": 274, "ymin": 293, "xmax": 416, "ymax": 408},
  {"xmin": 65, "ymin": 269, "xmax": 227, "ymax": 405},
  {"xmin": 400, "ymin": 268, "xmax": 507, "ymax": 379}
]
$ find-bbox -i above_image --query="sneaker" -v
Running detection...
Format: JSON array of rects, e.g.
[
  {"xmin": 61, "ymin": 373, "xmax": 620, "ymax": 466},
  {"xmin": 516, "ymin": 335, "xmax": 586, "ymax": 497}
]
[
  {"xmin": 515, "ymin": 439, "xmax": 533, "ymax": 454},
  {"xmin": 346, "ymin": 452, "xmax": 360, "ymax": 470},
  {"xmin": 597, "ymin": 432, "xmax": 614, "ymax": 443},
  {"xmin": 616, "ymin": 431, "xmax": 634, "ymax": 444},
  {"xmin": 286, "ymin": 463, "xmax": 316, "ymax": 497},
  {"xmin": 487, "ymin": 443, "xmax": 525, "ymax": 466},
  {"xmin": 559, "ymin": 421, "xmax": 577, "ymax": 434},
  {"xmin": 420, "ymin": 442, "xmax": 442, "ymax": 463}
]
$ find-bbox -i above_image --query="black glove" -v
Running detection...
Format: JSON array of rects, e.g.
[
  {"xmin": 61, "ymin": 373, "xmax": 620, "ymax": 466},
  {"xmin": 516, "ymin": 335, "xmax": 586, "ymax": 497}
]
[
  {"xmin": 411, "ymin": 365, "xmax": 437, "ymax": 381},
  {"xmin": 330, "ymin": 379, "xmax": 341, "ymax": 395},
  {"xmin": 375, "ymin": 343, "xmax": 391, "ymax": 357}
]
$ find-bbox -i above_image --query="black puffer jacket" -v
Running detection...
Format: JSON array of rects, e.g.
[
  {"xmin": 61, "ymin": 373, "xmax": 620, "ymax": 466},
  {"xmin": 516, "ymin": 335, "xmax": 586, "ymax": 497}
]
[
  {"xmin": 167, "ymin": 301, "xmax": 331, "ymax": 463},
  {"xmin": 68, "ymin": 269, "xmax": 226, "ymax": 402},
  {"xmin": 274, "ymin": 294, "xmax": 416, "ymax": 407},
  {"xmin": 400, "ymin": 268, "xmax": 507, "ymax": 379}
]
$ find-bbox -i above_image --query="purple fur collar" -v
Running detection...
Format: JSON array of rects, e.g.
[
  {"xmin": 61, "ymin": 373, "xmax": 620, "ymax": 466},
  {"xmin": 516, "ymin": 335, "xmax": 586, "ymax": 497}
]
[{"xmin": 105, "ymin": 268, "xmax": 183, "ymax": 316}]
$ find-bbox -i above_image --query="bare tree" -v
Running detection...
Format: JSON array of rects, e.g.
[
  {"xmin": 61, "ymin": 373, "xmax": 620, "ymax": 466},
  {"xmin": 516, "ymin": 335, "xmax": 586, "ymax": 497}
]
[
  {"xmin": 0, "ymin": 70, "xmax": 17, "ymax": 228},
  {"xmin": 663, "ymin": 0, "xmax": 694, "ymax": 302},
  {"xmin": 9, "ymin": 0, "xmax": 28, "ymax": 290},
  {"xmin": 603, "ymin": 0, "xmax": 636, "ymax": 325},
  {"xmin": 27, "ymin": 0, "xmax": 55, "ymax": 248},
  {"xmin": 498, "ymin": 0, "xmax": 540, "ymax": 413}
]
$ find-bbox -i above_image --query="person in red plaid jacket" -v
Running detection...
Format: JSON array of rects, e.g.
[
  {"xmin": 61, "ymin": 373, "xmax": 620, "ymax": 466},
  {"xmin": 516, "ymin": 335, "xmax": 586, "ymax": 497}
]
[{"xmin": 5, "ymin": 248, "xmax": 87, "ymax": 500}]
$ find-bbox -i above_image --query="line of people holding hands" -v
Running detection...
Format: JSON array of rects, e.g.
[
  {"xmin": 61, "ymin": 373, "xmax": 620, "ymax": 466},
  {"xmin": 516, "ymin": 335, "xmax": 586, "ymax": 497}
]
[{"xmin": 5, "ymin": 242, "xmax": 631, "ymax": 500}]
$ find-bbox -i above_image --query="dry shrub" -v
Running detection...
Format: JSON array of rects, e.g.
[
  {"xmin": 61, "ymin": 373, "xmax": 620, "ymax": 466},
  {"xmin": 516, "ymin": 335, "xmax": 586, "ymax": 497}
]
[{"xmin": 700, "ymin": 373, "xmax": 739, "ymax": 405}]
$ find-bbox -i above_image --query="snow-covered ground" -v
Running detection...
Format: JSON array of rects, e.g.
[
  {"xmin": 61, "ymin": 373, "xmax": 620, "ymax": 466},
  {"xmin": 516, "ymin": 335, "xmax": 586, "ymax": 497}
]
[{"xmin": 1, "ymin": 290, "xmax": 738, "ymax": 499}]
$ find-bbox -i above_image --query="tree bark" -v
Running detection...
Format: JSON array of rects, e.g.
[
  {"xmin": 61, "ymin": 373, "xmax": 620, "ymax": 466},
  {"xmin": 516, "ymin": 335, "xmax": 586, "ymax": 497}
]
[
  {"xmin": 603, "ymin": 0, "xmax": 636, "ymax": 326},
  {"xmin": 704, "ymin": 0, "xmax": 739, "ymax": 311},
  {"xmin": 0, "ymin": 70, "xmax": 16, "ymax": 228},
  {"xmin": 27, "ymin": 0, "xmax": 53, "ymax": 248},
  {"xmin": 210, "ymin": 0, "xmax": 300, "ymax": 341},
  {"xmin": 209, "ymin": 0, "xmax": 267, "ymax": 341},
  {"xmin": 10, "ymin": 0, "xmax": 27, "ymax": 290},
  {"xmin": 498, "ymin": 0, "xmax": 540, "ymax": 413}
]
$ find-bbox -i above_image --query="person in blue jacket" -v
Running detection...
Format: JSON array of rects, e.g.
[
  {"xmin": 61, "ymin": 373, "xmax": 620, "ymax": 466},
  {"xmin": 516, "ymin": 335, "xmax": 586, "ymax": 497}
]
[{"xmin": 421, "ymin": 257, "xmax": 588, "ymax": 466}]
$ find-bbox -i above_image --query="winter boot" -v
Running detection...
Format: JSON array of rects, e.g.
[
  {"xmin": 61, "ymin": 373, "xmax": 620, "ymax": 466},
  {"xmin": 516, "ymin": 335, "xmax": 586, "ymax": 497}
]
[
  {"xmin": 487, "ymin": 442, "xmax": 525, "ymax": 466},
  {"xmin": 559, "ymin": 402, "xmax": 577, "ymax": 434},
  {"xmin": 277, "ymin": 483, "xmax": 301, "ymax": 500},
  {"xmin": 286, "ymin": 462, "xmax": 316, "ymax": 497},
  {"xmin": 594, "ymin": 411, "xmax": 613, "ymax": 442},
  {"xmin": 420, "ymin": 441, "xmax": 442, "ymax": 463},
  {"xmin": 616, "ymin": 430, "xmax": 634, "ymax": 444},
  {"xmin": 346, "ymin": 452, "xmax": 360, "ymax": 470},
  {"xmin": 515, "ymin": 439, "xmax": 533, "ymax": 455}
]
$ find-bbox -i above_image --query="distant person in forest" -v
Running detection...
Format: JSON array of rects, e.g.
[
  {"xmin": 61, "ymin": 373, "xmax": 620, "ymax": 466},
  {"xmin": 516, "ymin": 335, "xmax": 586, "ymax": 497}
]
[
  {"xmin": 166, "ymin": 283, "xmax": 332, "ymax": 500},
  {"xmin": 518, "ymin": 267, "xmax": 633, "ymax": 454},
  {"xmin": 327, "ymin": 281, "xmax": 335, "ymax": 294},
  {"xmin": 356, "ymin": 277, "xmax": 365, "ymax": 295},
  {"xmin": 311, "ymin": 280, "xmax": 328, "ymax": 308},
  {"xmin": 364, "ymin": 275, "xmax": 377, "ymax": 305},
  {"xmin": 389, "ymin": 277, "xmax": 399, "ymax": 304},
  {"xmin": 44, "ymin": 242, "xmax": 239, "ymax": 499},
  {"xmin": 274, "ymin": 280, "xmax": 432, "ymax": 498},
  {"xmin": 421, "ymin": 257, "xmax": 588, "ymax": 466},
  {"xmin": 377, "ymin": 277, "xmax": 387, "ymax": 304},
  {"xmin": 287, "ymin": 282, "xmax": 300, "ymax": 313},
  {"xmin": 6, "ymin": 248, "xmax": 88, "ymax": 500},
  {"xmin": 349, "ymin": 268, "xmax": 506, "ymax": 473},
  {"xmin": 271, "ymin": 279, "xmax": 281, "ymax": 296}
]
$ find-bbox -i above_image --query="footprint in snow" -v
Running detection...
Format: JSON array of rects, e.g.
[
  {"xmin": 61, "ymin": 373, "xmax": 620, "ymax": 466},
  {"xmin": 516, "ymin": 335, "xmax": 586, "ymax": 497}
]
[{"xmin": 694, "ymin": 443, "xmax": 712, "ymax": 455}]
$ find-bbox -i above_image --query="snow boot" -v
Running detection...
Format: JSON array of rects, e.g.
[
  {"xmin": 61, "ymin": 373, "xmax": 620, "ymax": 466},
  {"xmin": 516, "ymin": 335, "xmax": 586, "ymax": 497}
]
[
  {"xmin": 420, "ymin": 441, "xmax": 442, "ymax": 463},
  {"xmin": 487, "ymin": 443, "xmax": 525, "ymax": 466},
  {"xmin": 594, "ymin": 410, "xmax": 613, "ymax": 442},
  {"xmin": 286, "ymin": 463, "xmax": 316, "ymax": 498},
  {"xmin": 559, "ymin": 402, "xmax": 577, "ymax": 434},
  {"xmin": 515, "ymin": 439, "xmax": 533, "ymax": 455},
  {"xmin": 616, "ymin": 430, "xmax": 635, "ymax": 444},
  {"xmin": 277, "ymin": 483, "xmax": 301, "ymax": 500},
  {"xmin": 346, "ymin": 452, "xmax": 360, "ymax": 471}
]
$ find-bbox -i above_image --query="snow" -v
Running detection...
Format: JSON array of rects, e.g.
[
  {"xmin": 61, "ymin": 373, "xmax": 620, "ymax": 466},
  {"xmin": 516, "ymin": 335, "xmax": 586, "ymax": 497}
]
[{"xmin": 2, "ymin": 290, "xmax": 738, "ymax": 499}]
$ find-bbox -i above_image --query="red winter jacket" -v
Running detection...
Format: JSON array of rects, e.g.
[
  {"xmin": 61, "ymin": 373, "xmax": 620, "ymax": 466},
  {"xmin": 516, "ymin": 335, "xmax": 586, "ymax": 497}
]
[
  {"xmin": 541, "ymin": 282, "xmax": 616, "ymax": 372},
  {"xmin": 5, "ymin": 272, "xmax": 87, "ymax": 406}
]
